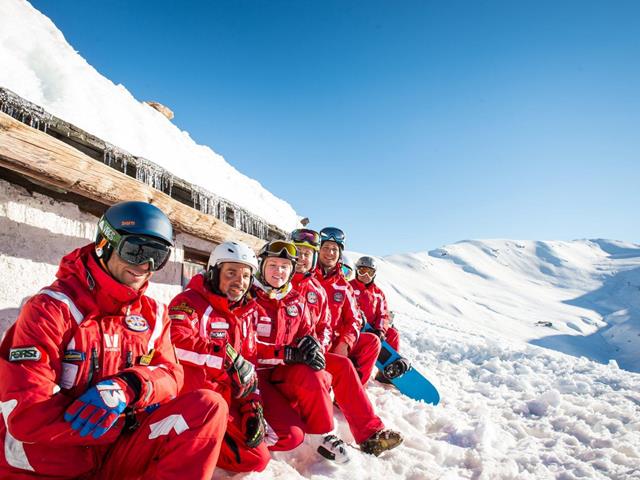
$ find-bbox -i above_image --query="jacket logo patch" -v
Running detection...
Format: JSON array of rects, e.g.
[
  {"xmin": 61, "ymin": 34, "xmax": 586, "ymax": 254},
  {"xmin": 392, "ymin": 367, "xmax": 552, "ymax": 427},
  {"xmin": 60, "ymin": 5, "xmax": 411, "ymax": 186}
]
[
  {"xmin": 307, "ymin": 292, "xmax": 318, "ymax": 304},
  {"xmin": 286, "ymin": 305, "xmax": 299, "ymax": 317},
  {"xmin": 63, "ymin": 350, "xmax": 86, "ymax": 362},
  {"xmin": 9, "ymin": 347, "xmax": 41, "ymax": 362},
  {"xmin": 170, "ymin": 302, "xmax": 195, "ymax": 315},
  {"xmin": 125, "ymin": 315, "xmax": 149, "ymax": 332},
  {"xmin": 210, "ymin": 321, "xmax": 229, "ymax": 329},
  {"xmin": 354, "ymin": 289, "xmax": 361, "ymax": 295},
  {"xmin": 333, "ymin": 292, "xmax": 344, "ymax": 303},
  {"xmin": 104, "ymin": 333, "xmax": 120, "ymax": 352},
  {"xmin": 209, "ymin": 331, "xmax": 226, "ymax": 339}
]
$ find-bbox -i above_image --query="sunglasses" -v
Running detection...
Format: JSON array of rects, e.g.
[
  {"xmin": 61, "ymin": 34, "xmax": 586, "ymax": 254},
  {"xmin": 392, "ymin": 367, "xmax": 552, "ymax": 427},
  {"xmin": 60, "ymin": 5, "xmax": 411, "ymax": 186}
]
[
  {"xmin": 263, "ymin": 240, "xmax": 298, "ymax": 260},
  {"xmin": 320, "ymin": 227, "xmax": 345, "ymax": 245},
  {"xmin": 290, "ymin": 229, "xmax": 320, "ymax": 248}
]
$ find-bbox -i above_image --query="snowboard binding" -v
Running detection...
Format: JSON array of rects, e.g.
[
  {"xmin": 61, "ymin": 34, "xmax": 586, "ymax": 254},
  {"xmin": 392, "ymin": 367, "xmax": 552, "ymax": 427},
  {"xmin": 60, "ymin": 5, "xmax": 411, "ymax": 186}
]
[{"xmin": 382, "ymin": 357, "xmax": 411, "ymax": 380}]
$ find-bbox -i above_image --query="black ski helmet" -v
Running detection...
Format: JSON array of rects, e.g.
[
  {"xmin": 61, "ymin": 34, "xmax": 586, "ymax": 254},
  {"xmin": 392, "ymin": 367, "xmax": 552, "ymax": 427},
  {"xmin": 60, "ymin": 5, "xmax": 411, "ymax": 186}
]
[{"xmin": 95, "ymin": 201, "xmax": 174, "ymax": 263}]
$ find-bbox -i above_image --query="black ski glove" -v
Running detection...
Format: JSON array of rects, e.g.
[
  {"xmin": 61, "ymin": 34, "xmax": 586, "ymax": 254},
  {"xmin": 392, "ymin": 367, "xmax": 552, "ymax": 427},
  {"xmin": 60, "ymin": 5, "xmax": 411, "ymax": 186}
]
[
  {"xmin": 284, "ymin": 335, "xmax": 325, "ymax": 371},
  {"xmin": 240, "ymin": 400, "xmax": 266, "ymax": 448},
  {"xmin": 226, "ymin": 345, "xmax": 258, "ymax": 399}
]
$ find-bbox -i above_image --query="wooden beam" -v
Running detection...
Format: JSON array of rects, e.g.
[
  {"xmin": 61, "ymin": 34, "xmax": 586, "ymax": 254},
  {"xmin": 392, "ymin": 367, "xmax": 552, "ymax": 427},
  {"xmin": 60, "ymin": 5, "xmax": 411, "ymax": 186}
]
[{"xmin": 0, "ymin": 111, "xmax": 266, "ymax": 250}]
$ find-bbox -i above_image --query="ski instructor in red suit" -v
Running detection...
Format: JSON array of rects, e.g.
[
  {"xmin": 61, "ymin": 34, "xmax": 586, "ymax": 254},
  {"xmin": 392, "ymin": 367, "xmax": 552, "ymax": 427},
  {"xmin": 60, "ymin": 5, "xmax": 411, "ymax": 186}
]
[{"xmin": 0, "ymin": 201, "xmax": 228, "ymax": 479}]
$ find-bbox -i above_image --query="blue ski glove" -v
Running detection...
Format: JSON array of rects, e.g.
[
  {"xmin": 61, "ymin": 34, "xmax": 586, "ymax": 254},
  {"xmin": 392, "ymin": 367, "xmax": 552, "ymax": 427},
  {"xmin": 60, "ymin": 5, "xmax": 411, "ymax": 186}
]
[{"xmin": 64, "ymin": 378, "xmax": 134, "ymax": 438}]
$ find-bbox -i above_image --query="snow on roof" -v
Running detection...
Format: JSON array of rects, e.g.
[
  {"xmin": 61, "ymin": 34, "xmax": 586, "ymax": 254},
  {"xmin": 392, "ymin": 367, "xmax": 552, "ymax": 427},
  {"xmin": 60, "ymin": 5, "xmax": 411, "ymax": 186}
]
[{"xmin": 0, "ymin": 0, "xmax": 300, "ymax": 232}]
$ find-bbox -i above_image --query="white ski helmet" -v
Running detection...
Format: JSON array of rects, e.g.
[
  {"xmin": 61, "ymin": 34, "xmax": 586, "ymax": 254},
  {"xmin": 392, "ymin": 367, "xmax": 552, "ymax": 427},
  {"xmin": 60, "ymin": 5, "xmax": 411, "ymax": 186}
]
[{"xmin": 208, "ymin": 241, "xmax": 259, "ymax": 273}]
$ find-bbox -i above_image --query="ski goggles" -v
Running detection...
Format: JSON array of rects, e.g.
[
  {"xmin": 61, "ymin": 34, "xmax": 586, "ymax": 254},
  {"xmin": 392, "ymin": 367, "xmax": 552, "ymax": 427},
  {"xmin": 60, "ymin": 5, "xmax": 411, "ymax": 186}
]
[
  {"xmin": 117, "ymin": 235, "xmax": 171, "ymax": 271},
  {"xmin": 319, "ymin": 227, "xmax": 345, "ymax": 248},
  {"xmin": 357, "ymin": 266, "xmax": 375, "ymax": 276},
  {"xmin": 99, "ymin": 217, "xmax": 171, "ymax": 271},
  {"xmin": 261, "ymin": 240, "xmax": 298, "ymax": 260},
  {"xmin": 290, "ymin": 229, "xmax": 320, "ymax": 249}
]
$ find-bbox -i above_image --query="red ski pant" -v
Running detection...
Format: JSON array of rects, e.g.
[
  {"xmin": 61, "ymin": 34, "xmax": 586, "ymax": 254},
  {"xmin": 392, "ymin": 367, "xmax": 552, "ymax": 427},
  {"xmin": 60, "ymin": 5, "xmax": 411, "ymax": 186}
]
[
  {"xmin": 216, "ymin": 403, "xmax": 271, "ymax": 473},
  {"xmin": 385, "ymin": 326, "xmax": 400, "ymax": 352},
  {"xmin": 262, "ymin": 364, "xmax": 334, "ymax": 434},
  {"xmin": 325, "ymin": 353, "xmax": 385, "ymax": 443},
  {"xmin": 257, "ymin": 370, "xmax": 305, "ymax": 452},
  {"xmin": 98, "ymin": 389, "xmax": 227, "ymax": 480},
  {"xmin": 349, "ymin": 332, "xmax": 381, "ymax": 385}
]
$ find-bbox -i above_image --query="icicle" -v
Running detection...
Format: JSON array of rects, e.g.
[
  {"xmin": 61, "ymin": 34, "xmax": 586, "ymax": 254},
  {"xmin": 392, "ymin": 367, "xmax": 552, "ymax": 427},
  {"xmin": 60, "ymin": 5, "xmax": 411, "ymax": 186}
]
[{"xmin": 0, "ymin": 88, "xmax": 52, "ymax": 132}]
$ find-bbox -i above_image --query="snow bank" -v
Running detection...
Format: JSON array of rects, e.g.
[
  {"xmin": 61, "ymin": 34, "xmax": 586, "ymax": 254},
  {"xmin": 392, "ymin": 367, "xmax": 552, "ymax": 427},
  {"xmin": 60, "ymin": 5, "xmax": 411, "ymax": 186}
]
[{"xmin": 0, "ymin": 0, "xmax": 299, "ymax": 232}]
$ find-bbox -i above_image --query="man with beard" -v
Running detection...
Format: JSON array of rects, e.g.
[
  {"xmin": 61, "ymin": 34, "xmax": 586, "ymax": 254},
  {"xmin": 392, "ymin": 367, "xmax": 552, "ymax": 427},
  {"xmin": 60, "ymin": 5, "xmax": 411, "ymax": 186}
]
[{"xmin": 170, "ymin": 241, "xmax": 306, "ymax": 473}]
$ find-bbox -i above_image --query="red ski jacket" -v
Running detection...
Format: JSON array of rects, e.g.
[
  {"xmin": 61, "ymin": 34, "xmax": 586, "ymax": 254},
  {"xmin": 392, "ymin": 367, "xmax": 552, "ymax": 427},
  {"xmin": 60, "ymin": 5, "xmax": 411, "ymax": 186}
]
[
  {"xmin": 251, "ymin": 282, "xmax": 313, "ymax": 369},
  {"xmin": 0, "ymin": 244, "xmax": 182, "ymax": 478},
  {"xmin": 169, "ymin": 273, "xmax": 260, "ymax": 404},
  {"xmin": 349, "ymin": 278, "xmax": 391, "ymax": 332},
  {"xmin": 291, "ymin": 272, "xmax": 332, "ymax": 351},
  {"xmin": 314, "ymin": 264, "xmax": 362, "ymax": 351}
]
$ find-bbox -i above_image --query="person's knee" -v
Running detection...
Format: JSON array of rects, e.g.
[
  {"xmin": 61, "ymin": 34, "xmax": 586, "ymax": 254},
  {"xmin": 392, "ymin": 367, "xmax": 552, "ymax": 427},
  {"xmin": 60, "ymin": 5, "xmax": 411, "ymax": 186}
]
[{"xmin": 179, "ymin": 389, "xmax": 229, "ymax": 425}]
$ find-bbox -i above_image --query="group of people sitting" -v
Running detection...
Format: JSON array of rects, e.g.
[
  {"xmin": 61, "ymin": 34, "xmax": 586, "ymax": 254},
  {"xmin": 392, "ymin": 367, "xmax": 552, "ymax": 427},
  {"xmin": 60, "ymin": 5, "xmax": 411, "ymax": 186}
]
[{"xmin": 0, "ymin": 201, "xmax": 402, "ymax": 479}]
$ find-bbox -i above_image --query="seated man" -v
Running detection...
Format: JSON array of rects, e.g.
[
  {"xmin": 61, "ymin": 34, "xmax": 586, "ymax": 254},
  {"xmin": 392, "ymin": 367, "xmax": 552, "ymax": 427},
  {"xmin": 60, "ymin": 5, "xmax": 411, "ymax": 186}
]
[
  {"xmin": 169, "ymin": 241, "xmax": 305, "ymax": 473},
  {"xmin": 0, "ymin": 201, "xmax": 227, "ymax": 479},
  {"xmin": 314, "ymin": 227, "xmax": 381, "ymax": 385}
]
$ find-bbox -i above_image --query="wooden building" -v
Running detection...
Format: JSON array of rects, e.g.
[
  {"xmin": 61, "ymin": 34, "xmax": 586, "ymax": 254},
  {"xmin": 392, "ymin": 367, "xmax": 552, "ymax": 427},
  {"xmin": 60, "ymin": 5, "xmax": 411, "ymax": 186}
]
[{"xmin": 0, "ymin": 87, "xmax": 288, "ymax": 331}]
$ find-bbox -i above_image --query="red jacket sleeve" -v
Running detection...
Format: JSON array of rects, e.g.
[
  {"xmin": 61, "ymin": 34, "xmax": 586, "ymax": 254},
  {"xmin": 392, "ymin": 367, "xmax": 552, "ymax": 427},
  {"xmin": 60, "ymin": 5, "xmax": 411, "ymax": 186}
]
[
  {"xmin": 314, "ymin": 290, "xmax": 333, "ymax": 352},
  {"xmin": 0, "ymin": 296, "xmax": 120, "ymax": 446},
  {"xmin": 373, "ymin": 287, "xmax": 390, "ymax": 332},
  {"xmin": 334, "ymin": 285, "xmax": 362, "ymax": 350}
]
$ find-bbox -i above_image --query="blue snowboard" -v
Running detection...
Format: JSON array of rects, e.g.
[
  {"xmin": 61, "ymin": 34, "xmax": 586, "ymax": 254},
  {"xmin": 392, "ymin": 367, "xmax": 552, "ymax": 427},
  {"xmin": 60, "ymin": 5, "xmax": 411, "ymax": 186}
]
[{"xmin": 364, "ymin": 324, "xmax": 440, "ymax": 405}]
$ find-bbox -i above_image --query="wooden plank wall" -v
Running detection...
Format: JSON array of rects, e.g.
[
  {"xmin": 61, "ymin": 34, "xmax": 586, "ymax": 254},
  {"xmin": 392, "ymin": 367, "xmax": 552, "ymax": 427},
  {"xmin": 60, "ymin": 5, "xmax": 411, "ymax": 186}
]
[{"xmin": 0, "ymin": 111, "xmax": 266, "ymax": 250}]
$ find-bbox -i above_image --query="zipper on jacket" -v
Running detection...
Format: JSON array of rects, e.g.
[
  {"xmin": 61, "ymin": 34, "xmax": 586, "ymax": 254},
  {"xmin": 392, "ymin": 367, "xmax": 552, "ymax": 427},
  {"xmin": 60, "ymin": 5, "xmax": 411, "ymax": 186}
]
[
  {"xmin": 88, "ymin": 347, "xmax": 99, "ymax": 385},
  {"xmin": 125, "ymin": 350, "xmax": 133, "ymax": 368}
]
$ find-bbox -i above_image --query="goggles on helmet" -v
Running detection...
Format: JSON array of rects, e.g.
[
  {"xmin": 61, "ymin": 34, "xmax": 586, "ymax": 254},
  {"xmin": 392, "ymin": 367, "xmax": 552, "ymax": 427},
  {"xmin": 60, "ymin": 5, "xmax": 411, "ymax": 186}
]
[
  {"xmin": 320, "ymin": 227, "xmax": 345, "ymax": 248},
  {"xmin": 260, "ymin": 240, "xmax": 298, "ymax": 261},
  {"xmin": 290, "ymin": 229, "xmax": 320, "ymax": 250},
  {"xmin": 99, "ymin": 217, "xmax": 171, "ymax": 271}
]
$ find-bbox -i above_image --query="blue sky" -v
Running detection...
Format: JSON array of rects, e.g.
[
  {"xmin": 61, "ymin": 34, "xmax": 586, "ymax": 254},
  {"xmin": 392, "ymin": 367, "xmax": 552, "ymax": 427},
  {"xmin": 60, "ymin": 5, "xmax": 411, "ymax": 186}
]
[{"xmin": 31, "ymin": 0, "xmax": 640, "ymax": 256}]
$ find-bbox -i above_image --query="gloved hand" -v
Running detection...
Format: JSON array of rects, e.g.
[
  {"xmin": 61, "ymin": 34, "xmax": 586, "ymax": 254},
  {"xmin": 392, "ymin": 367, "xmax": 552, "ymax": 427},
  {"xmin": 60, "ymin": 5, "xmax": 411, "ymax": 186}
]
[
  {"xmin": 228, "ymin": 358, "xmax": 258, "ymax": 399},
  {"xmin": 284, "ymin": 335, "xmax": 325, "ymax": 371},
  {"xmin": 226, "ymin": 345, "xmax": 258, "ymax": 399},
  {"xmin": 370, "ymin": 328, "xmax": 386, "ymax": 341},
  {"xmin": 64, "ymin": 377, "xmax": 134, "ymax": 438},
  {"xmin": 240, "ymin": 400, "xmax": 266, "ymax": 448}
]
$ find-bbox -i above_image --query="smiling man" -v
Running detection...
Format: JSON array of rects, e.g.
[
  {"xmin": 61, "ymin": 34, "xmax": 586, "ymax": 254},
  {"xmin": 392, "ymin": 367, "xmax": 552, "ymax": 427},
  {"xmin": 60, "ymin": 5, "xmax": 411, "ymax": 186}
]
[
  {"xmin": 0, "ymin": 201, "xmax": 228, "ymax": 479},
  {"xmin": 314, "ymin": 227, "xmax": 381, "ymax": 385},
  {"xmin": 169, "ymin": 241, "xmax": 307, "ymax": 473}
]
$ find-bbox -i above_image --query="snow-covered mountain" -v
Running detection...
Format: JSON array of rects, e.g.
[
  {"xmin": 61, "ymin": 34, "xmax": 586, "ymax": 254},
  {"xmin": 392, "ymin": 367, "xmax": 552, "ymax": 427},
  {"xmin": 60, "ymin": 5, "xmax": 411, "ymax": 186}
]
[
  {"xmin": 0, "ymin": 0, "xmax": 299, "ymax": 232},
  {"xmin": 367, "ymin": 238, "xmax": 640, "ymax": 373}
]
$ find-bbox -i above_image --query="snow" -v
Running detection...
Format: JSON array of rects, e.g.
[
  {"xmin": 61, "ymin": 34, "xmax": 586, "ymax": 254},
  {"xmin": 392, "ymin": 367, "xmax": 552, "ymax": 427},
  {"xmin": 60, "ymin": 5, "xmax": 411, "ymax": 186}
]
[
  {"xmin": 1, "ymin": 1, "xmax": 640, "ymax": 479},
  {"xmin": 0, "ymin": 0, "xmax": 299, "ymax": 232}
]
